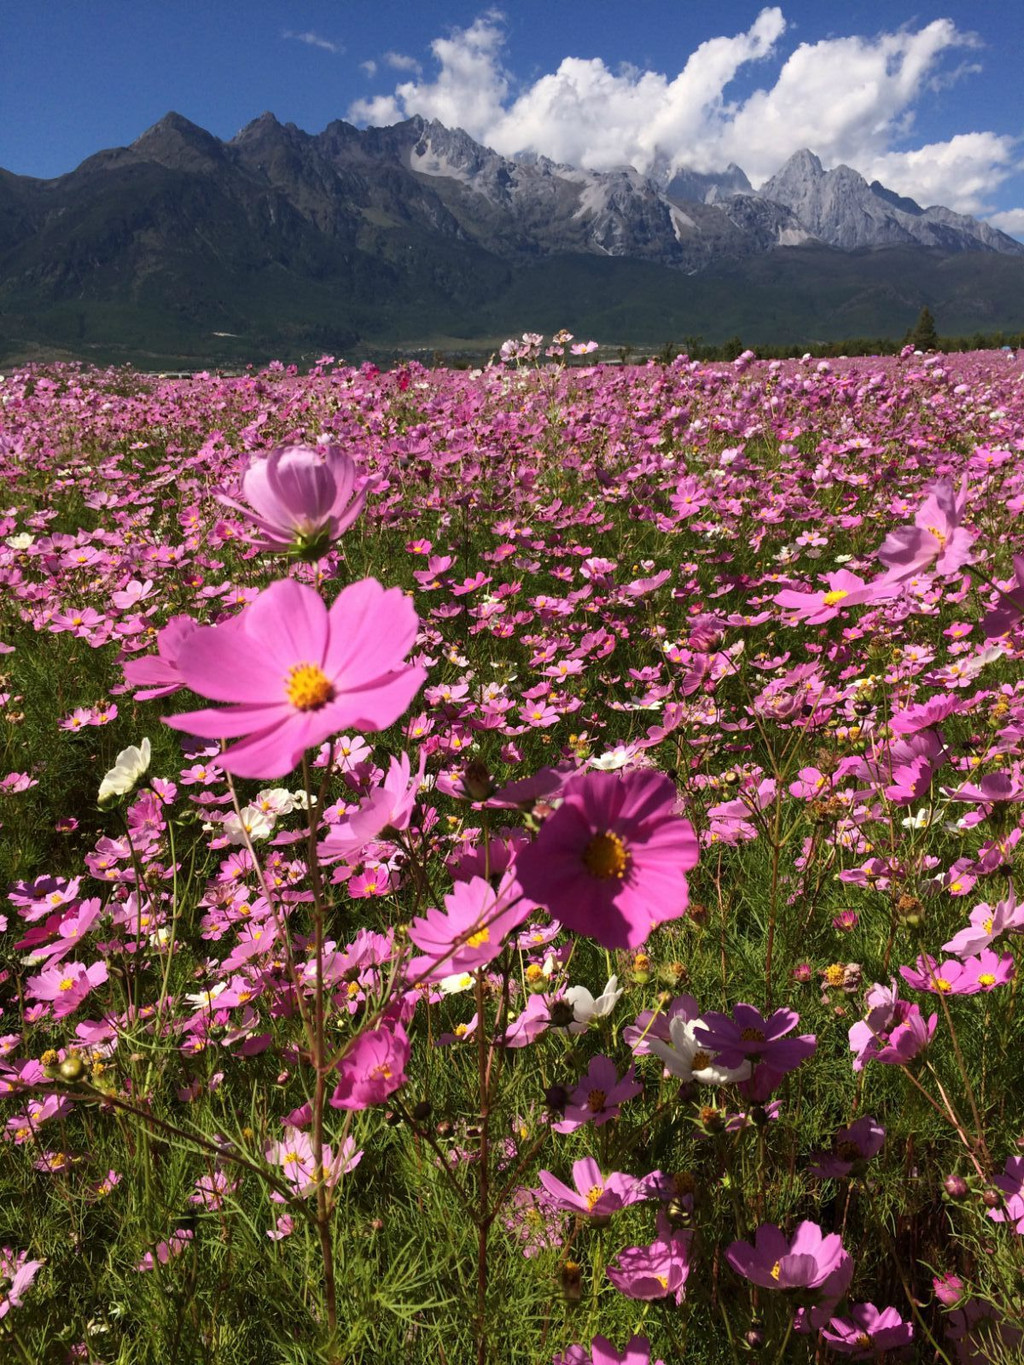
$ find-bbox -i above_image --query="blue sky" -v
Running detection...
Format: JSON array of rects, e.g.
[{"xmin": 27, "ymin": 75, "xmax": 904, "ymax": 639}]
[{"xmin": 3, "ymin": 3, "xmax": 1023, "ymax": 232}]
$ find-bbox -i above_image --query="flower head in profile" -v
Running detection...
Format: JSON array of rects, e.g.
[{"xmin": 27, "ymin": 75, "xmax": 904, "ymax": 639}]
[
  {"xmin": 819, "ymin": 1303, "xmax": 913, "ymax": 1358},
  {"xmin": 606, "ymin": 1212, "xmax": 692, "ymax": 1304},
  {"xmin": 221, "ymin": 442, "xmax": 373, "ymax": 559},
  {"xmin": 165, "ymin": 578, "xmax": 425, "ymax": 779},
  {"xmin": 98, "ymin": 738, "xmax": 151, "ymax": 805},
  {"xmin": 514, "ymin": 769, "xmax": 698, "ymax": 950}
]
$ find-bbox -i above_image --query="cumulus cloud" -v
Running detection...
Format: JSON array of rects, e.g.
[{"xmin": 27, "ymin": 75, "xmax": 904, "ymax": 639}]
[
  {"xmin": 985, "ymin": 208, "xmax": 1024, "ymax": 237},
  {"xmin": 283, "ymin": 30, "xmax": 343, "ymax": 55},
  {"xmin": 384, "ymin": 51, "xmax": 423, "ymax": 74},
  {"xmin": 347, "ymin": 8, "xmax": 1023, "ymax": 218},
  {"xmin": 360, "ymin": 60, "xmax": 377, "ymax": 78}
]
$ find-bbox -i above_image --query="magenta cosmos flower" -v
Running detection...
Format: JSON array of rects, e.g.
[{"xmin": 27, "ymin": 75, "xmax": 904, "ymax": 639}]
[
  {"xmin": 165, "ymin": 578, "xmax": 425, "ymax": 779},
  {"xmin": 514, "ymin": 769, "xmax": 698, "ymax": 950},
  {"xmin": 819, "ymin": 1304, "xmax": 913, "ymax": 1358},
  {"xmin": 221, "ymin": 442, "xmax": 373, "ymax": 558},
  {"xmin": 329, "ymin": 1022, "xmax": 410, "ymax": 1110},
  {"xmin": 606, "ymin": 1213, "xmax": 692, "ymax": 1304},
  {"xmin": 694, "ymin": 1004, "xmax": 816, "ymax": 1075},
  {"xmin": 554, "ymin": 1337, "xmax": 664, "ymax": 1365},
  {"xmin": 538, "ymin": 1157, "xmax": 644, "ymax": 1223},
  {"xmin": 727, "ymin": 1220, "xmax": 848, "ymax": 1292}
]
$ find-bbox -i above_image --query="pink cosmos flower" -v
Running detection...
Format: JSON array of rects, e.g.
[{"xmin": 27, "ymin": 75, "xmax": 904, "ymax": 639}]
[
  {"xmin": 944, "ymin": 884, "xmax": 1024, "ymax": 957},
  {"xmin": 122, "ymin": 615, "xmax": 202, "ymax": 700},
  {"xmin": 987, "ymin": 1154, "xmax": 1024, "ymax": 1233},
  {"xmin": 693, "ymin": 1004, "xmax": 816, "ymax": 1075},
  {"xmin": 876, "ymin": 476, "xmax": 975, "ymax": 580},
  {"xmin": 538, "ymin": 1157, "xmax": 645, "ymax": 1223},
  {"xmin": 981, "ymin": 555, "xmax": 1024, "ymax": 638},
  {"xmin": 329, "ymin": 1023, "xmax": 410, "ymax": 1110},
  {"xmin": 265, "ymin": 1128, "xmax": 362, "ymax": 1199},
  {"xmin": 552, "ymin": 1055, "xmax": 643, "ymax": 1133},
  {"xmin": 320, "ymin": 748, "xmax": 427, "ymax": 858},
  {"xmin": 136, "ymin": 1229, "xmax": 193, "ymax": 1272},
  {"xmin": 773, "ymin": 570, "xmax": 893, "ymax": 624},
  {"xmin": 849, "ymin": 998, "xmax": 937, "ymax": 1069},
  {"xmin": 166, "ymin": 578, "xmax": 425, "ymax": 779},
  {"xmin": 819, "ymin": 1304, "xmax": 913, "ymax": 1357},
  {"xmin": 606, "ymin": 1213, "xmax": 692, "ymax": 1304},
  {"xmin": 0, "ymin": 1248, "xmax": 44, "ymax": 1319},
  {"xmin": 221, "ymin": 442, "xmax": 373, "ymax": 558},
  {"xmin": 514, "ymin": 769, "xmax": 698, "ymax": 950},
  {"xmin": 900, "ymin": 950, "xmax": 1014, "ymax": 995},
  {"xmin": 554, "ymin": 1337, "xmax": 664, "ymax": 1365},
  {"xmin": 405, "ymin": 872, "xmax": 528, "ymax": 982},
  {"xmin": 807, "ymin": 1116, "xmax": 885, "ymax": 1179},
  {"xmin": 25, "ymin": 960, "xmax": 108, "ymax": 1018},
  {"xmin": 726, "ymin": 1220, "xmax": 848, "ymax": 1292}
]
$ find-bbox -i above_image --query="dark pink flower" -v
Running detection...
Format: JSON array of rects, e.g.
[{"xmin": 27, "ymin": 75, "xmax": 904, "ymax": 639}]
[
  {"xmin": 552, "ymin": 1055, "xmax": 643, "ymax": 1133},
  {"xmin": 166, "ymin": 578, "xmax": 425, "ymax": 779},
  {"xmin": 553, "ymin": 1337, "xmax": 663, "ymax": 1365},
  {"xmin": 538, "ymin": 1157, "xmax": 644, "ymax": 1222},
  {"xmin": 819, "ymin": 1303, "xmax": 913, "ymax": 1357},
  {"xmin": 808, "ymin": 1116, "xmax": 885, "ymax": 1179},
  {"xmin": 606, "ymin": 1212, "xmax": 692, "ymax": 1304},
  {"xmin": 726, "ymin": 1220, "xmax": 848, "ymax": 1292},
  {"xmin": 514, "ymin": 769, "xmax": 698, "ymax": 950},
  {"xmin": 329, "ymin": 1023, "xmax": 410, "ymax": 1110},
  {"xmin": 694, "ymin": 1004, "xmax": 816, "ymax": 1075}
]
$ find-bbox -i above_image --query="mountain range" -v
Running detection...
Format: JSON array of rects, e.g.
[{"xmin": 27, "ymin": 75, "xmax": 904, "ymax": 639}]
[{"xmin": 2, "ymin": 111, "xmax": 1023, "ymax": 366}]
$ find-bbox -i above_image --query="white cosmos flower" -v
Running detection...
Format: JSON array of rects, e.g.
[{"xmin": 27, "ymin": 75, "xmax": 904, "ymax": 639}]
[
  {"xmin": 563, "ymin": 975, "xmax": 623, "ymax": 1034},
  {"xmin": 588, "ymin": 744, "xmax": 639, "ymax": 771},
  {"xmin": 438, "ymin": 972, "xmax": 475, "ymax": 996},
  {"xmin": 648, "ymin": 1015, "xmax": 752, "ymax": 1086},
  {"xmin": 222, "ymin": 805, "xmax": 275, "ymax": 844},
  {"xmin": 98, "ymin": 738, "xmax": 151, "ymax": 804}
]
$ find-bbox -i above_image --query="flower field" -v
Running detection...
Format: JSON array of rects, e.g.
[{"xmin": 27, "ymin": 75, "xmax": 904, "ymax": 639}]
[{"xmin": 1, "ymin": 342, "xmax": 1024, "ymax": 1363}]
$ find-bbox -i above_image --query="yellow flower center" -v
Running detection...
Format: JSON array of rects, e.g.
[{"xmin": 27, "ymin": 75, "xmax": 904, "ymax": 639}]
[
  {"xmin": 283, "ymin": 1151, "xmax": 300, "ymax": 1166},
  {"xmin": 587, "ymin": 1089, "xmax": 607, "ymax": 1113},
  {"xmin": 935, "ymin": 977, "xmax": 952, "ymax": 992},
  {"xmin": 58, "ymin": 978, "xmax": 74, "ymax": 992},
  {"xmin": 585, "ymin": 1185, "xmax": 604, "ymax": 1210},
  {"xmin": 824, "ymin": 963, "xmax": 845, "ymax": 987},
  {"xmin": 855, "ymin": 1334, "xmax": 871, "ymax": 1349},
  {"xmin": 978, "ymin": 973, "xmax": 995, "ymax": 987},
  {"xmin": 583, "ymin": 830, "xmax": 630, "ymax": 880},
  {"xmin": 822, "ymin": 590, "xmax": 849, "ymax": 606},
  {"xmin": 466, "ymin": 926, "xmax": 490, "ymax": 949},
  {"xmin": 770, "ymin": 1261, "xmax": 782, "ymax": 1281},
  {"xmin": 926, "ymin": 525, "xmax": 948, "ymax": 547},
  {"xmin": 740, "ymin": 1027, "xmax": 765, "ymax": 1043},
  {"xmin": 285, "ymin": 662, "xmax": 334, "ymax": 711}
]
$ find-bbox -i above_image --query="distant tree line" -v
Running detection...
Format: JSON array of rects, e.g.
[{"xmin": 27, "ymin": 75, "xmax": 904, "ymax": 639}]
[{"xmin": 650, "ymin": 309, "xmax": 1024, "ymax": 364}]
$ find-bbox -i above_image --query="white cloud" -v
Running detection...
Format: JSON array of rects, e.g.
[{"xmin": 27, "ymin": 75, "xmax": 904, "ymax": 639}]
[
  {"xmin": 384, "ymin": 51, "xmax": 422, "ymax": 74},
  {"xmin": 360, "ymin": 59, "xmax": 377, "ymax": 78},
  {"xmin": 283, "ymin": 30, "xmax": 343, "ymax": 55},
  {"xmin": 985, "ymin": 208, "xmax": 1024, "ymax": 237},
  {"xmin": 347, "ymin": 9, "xmax": 1022, "ymax": 219},
  {"xmin": 863, "ymin": 133, "xmax": 1021, "ymax": 215}
]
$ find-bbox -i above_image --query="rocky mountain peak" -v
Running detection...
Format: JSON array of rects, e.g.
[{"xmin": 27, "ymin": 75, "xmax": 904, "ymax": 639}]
[{"xmin": 131, "ymin": 112, "xmax": 226, "ymax": 174}]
